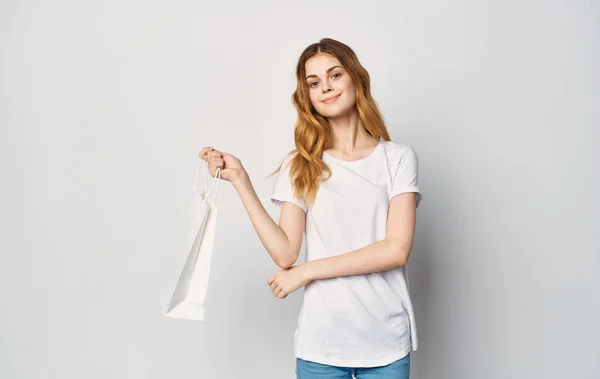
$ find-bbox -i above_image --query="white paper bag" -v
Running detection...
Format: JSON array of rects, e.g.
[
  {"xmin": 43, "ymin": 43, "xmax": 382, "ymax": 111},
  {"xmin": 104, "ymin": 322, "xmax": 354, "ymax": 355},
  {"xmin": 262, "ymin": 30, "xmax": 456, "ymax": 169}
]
[{"xmin": 158, "ymin": 159, "xmax": 220, "ymax": 321}]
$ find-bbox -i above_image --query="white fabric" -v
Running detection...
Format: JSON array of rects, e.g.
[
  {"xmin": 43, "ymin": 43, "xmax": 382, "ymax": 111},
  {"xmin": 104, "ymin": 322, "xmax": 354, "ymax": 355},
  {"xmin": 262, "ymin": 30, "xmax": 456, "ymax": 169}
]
[
  {"xmin": 158, "ymin": 160, "xmax": 220, "ymax": 321},
  {"xmin": 270, "ymin": 138, "xmax": 423, "ymax": 367}
]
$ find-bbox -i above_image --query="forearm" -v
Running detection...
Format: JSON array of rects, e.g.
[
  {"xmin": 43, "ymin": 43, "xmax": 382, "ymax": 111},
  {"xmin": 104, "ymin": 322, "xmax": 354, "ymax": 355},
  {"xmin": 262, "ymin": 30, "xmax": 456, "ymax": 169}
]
[
  {"xmin": 304, "ymin": 238, "xmax": 410, "ymax": 281},
  {"xmin": 231, "ymin": 170, "xmax": 296, "ymax": 268}
]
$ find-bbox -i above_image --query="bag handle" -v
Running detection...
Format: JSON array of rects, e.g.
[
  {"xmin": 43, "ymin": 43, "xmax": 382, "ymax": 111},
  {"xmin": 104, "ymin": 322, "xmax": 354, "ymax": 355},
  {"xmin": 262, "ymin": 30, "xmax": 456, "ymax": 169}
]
[{"xmin": 194, "ymin": 159, "xmax": 221, "ymax": 205}]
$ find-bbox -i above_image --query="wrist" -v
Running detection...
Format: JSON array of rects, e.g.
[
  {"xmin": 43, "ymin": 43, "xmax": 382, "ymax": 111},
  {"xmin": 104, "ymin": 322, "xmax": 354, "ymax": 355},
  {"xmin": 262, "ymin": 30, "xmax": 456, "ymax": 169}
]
[
  {"xmin": 231, "ymin": 168, "xmax": 250, "ymax": 187},
  {"xmin": 301, "ymin": 261, "xmax": 316, "ymax": 283}
]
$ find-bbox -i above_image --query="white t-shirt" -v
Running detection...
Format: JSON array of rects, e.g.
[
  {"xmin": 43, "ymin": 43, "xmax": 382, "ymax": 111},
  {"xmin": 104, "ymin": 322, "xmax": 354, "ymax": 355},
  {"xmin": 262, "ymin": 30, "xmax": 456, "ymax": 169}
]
[{"xmin": 270, "ymin": 138, "xmax": 423, "ymax": 368}]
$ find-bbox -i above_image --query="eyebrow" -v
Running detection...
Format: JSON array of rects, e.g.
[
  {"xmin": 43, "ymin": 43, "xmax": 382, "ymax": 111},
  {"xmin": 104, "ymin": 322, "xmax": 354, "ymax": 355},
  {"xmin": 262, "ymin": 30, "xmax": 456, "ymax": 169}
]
[{"xmin": 306, "ymin": 65, "xmax": 342, "ymax": 80}]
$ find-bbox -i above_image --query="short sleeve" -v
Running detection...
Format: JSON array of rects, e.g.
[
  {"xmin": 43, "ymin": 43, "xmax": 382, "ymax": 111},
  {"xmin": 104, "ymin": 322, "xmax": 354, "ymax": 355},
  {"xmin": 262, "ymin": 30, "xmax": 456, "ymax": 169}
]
[
  {"xmin": 270, "ymin": 154, "xmax": 308, "ymax": 213},
  {"xmin": 390, "ymin": 146, "xmax": 423, "ymax": 208}
]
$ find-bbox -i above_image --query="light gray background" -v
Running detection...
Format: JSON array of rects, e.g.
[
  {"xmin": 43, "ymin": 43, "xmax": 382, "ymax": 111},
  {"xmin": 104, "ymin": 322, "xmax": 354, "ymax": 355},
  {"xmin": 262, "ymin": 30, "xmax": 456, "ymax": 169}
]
[{"xmin": 2, "ymin": 1, "xmax": 599, "ymax": 378}]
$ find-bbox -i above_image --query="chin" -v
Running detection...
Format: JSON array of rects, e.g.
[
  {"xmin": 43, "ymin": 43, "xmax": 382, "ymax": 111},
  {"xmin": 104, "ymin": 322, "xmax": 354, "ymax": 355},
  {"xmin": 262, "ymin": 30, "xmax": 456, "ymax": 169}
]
[{"xmin": 317, "ymin": 104, "xmax": 353, "ymax": 118}]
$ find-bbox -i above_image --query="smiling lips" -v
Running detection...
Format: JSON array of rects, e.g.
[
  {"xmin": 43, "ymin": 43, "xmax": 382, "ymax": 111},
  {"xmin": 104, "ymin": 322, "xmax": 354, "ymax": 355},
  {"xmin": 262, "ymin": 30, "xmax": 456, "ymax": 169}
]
[{"xmin": 322, "ymin": 94, "xmax": 341, "ymax": 103}]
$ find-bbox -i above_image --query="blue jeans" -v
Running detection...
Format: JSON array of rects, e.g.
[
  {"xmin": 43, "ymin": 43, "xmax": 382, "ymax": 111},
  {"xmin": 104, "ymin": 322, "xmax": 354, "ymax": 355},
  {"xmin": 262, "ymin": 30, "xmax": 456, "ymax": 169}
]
[{"xmin": 296, "ymin": 354, "xmax": 410, "ymax": 379}]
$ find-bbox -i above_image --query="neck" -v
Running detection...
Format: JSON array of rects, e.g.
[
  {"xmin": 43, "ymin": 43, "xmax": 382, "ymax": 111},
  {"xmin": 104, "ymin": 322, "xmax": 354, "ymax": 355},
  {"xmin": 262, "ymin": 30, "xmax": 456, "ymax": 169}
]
[{"xmin": 327, "ymin": 108, "xmax": 377, "ymax": 153}]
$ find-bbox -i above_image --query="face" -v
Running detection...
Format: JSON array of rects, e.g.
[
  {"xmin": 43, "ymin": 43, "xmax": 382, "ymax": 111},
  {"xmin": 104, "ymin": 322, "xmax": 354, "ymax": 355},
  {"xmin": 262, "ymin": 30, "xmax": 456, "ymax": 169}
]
[{"xmin": 304, "ymin": 53, "xmax": 356, "ymax": 118}]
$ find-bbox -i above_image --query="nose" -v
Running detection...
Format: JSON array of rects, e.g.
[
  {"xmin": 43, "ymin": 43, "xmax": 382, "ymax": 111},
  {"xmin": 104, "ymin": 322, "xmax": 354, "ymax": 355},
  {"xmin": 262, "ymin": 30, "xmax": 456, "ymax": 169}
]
[{"xmin": 321, "ymin": 82, "xmax": 333, "ymax": 93}]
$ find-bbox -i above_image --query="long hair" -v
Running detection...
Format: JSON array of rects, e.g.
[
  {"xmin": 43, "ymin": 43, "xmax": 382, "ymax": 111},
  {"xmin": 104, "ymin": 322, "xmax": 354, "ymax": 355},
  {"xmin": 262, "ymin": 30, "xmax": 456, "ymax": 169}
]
[{"xmin": 270, "ymin": 38, "xmax": 391, "ymax": 208}]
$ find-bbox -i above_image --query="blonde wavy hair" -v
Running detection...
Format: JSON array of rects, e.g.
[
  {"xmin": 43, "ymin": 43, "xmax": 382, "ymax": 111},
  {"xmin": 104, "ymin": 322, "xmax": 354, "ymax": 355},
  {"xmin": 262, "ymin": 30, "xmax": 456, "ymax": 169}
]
[{"xmin": 270, "ymin": 38, "xmax": 391, "ymax": 208}]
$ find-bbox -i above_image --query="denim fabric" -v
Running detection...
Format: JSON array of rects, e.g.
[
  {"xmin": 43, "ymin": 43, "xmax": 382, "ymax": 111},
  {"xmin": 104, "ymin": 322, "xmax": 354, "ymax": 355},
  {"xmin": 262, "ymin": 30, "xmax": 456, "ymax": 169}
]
[{"xmin": 296, "ymin": 353, "xmax": 410, "ymax": 379}]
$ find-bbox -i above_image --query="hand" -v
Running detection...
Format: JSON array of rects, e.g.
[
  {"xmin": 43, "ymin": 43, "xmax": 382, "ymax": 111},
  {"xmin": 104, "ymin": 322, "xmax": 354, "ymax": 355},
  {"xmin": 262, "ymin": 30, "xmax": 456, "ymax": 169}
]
[
  {"xmin": 198, "ymin": 146, "xmax": 246, "ymax": 183},
  {"xmin": 267, "ymin": 264, "xmax": 313, "ymax": 299}
]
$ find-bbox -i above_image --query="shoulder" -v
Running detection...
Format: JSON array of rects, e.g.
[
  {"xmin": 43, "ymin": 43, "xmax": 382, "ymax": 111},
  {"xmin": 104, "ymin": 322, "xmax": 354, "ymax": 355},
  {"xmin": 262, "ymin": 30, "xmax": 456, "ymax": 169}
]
[
  {"xmin": 381, "ymin": 140, "xmax": 418, "ymax": 164},
  {"xmin": 277, "ymin": 150, "xmax": 302, "ymax": 175},
  {"xmin": 280, "ymin": 150, "xmax": 299, "ymax": 167}
]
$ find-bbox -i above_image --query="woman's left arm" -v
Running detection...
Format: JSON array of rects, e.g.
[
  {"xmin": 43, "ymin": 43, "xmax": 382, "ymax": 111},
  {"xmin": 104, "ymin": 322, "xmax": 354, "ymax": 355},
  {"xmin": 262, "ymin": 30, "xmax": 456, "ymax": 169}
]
[
  {"xmin": 268, "ymin": 192, "xmax": 418, "ymax": 298},
  {"xmin": 306, "ymin": 192, "xmax": 418, "ymax": 279}
]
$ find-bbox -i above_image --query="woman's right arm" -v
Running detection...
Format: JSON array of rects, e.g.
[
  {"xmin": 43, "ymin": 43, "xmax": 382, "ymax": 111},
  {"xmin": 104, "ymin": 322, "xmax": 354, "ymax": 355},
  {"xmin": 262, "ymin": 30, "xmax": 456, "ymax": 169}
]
[{"xmin": 231, "ymin": 170, "xmax": 305, "ymax": 269}]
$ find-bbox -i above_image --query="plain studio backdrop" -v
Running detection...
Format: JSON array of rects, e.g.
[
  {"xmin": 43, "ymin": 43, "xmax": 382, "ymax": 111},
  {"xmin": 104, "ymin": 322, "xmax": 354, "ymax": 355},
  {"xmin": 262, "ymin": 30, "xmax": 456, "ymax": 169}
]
[{"xmin": 1, "ymin": 1, "xmax": 599, "ymax": 378}]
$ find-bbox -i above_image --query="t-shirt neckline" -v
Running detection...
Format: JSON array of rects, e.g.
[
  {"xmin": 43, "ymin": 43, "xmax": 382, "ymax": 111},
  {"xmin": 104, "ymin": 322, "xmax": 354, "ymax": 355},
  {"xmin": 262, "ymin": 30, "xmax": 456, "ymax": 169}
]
[{"xmin": 322, "ymin": 138, "xmax": 383, "ymax": 164}]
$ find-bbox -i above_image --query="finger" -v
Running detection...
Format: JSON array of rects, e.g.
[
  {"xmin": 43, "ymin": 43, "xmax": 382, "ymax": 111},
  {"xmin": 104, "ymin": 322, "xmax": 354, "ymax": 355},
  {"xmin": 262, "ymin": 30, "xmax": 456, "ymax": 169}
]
[
  {"xmin": 270, "ymin": 281, "xmax": 278, "ymax": 292},
  {"xmin": 207, "ymin": 151, "xmax": 222, "ymax": 159},
  {"xmin": 209, "ymin": 161, "xmax": 224, "ymax": 173},
  {"xmin": 267, "ymin": 276, "xmax": 275, "ymax": 285},
  {"xmin": 199, "ymin": 146, "xmax": 213, "ymax": 156},
  {"xmin": 210, "ymin": 167, "xmax": 222, "ymax": 178},
  {"xmin": 208, "ymin": 155, "xmax": 225, "ymax": 168},
  {"xmin": 273, "ymin": 286, "xmax": 282, "ymax": 297},
  {"xmin": 277, "ymin": 291, "xmax": 287, "ymax": 299},
  {"xmin": 198, "ymin": 147, "xmax": 214, "ymax": 159}
]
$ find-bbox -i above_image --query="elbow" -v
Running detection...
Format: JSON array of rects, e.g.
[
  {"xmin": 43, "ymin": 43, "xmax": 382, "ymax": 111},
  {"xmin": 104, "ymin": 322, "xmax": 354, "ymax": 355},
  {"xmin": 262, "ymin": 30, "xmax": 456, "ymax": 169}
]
[
  {"xmin": 395, "ymin": 253, "xmax": 409, "ymax": 267},
  {"xmin": 278, "ymin": 263, "xmax": 294, "ymax": 270},
  {"xmin": 391, "ymin": 243, "xmax": 411, "ymax": 268},
  {"xmin": 276, "ymin": 260, "xmax": 295, "ymax": 270},
  {"xmin": 387, "ymin": 238, "xmax": 413, "ymax": 268},
  {"xmin": 275, "ymin": 252, "xmax": 299, "ymax": 269}
]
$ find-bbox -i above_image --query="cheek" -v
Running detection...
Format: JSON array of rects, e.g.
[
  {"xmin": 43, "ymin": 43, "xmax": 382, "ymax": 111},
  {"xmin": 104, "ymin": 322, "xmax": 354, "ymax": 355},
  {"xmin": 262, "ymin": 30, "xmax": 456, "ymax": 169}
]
[
  {"xmin": 340, "ymin": 77, "xmax": 355, "ymax": 93},
  {"xmin": 345, "ymin": 90, "xmax": 356, "ymax": 105},
  {"xmin": 308, "ymin": 91, "xmax": 318, "ymax": 104},
  {"xmin": 342, "ymin": 81, "xmax": 357, "ymax": 103},
  {"xmin": 309, "ymin": 91, "xmax": 321, "ymax": 108}
]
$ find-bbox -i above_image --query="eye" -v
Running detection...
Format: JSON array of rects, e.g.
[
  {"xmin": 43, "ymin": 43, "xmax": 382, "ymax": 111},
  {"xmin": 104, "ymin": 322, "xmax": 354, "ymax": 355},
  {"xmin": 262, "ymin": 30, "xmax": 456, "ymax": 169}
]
[{"xmin": 308, "ymin": 73, "xmax": 340, "ymax": 88}]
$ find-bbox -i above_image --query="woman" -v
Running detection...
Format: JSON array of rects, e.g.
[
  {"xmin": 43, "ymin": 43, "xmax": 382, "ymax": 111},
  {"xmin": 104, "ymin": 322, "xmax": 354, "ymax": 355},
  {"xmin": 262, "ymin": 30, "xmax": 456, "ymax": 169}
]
[{"xmin": 199, "ymin": 38, "xmax": 422, "ymax": 379}]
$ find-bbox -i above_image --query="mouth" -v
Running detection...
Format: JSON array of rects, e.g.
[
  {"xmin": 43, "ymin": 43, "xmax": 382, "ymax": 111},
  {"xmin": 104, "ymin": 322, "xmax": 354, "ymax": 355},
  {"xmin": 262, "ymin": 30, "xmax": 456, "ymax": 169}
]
[{"xmin": 322, "ymin": 94, "xmax": 341, "ymax": 103}]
